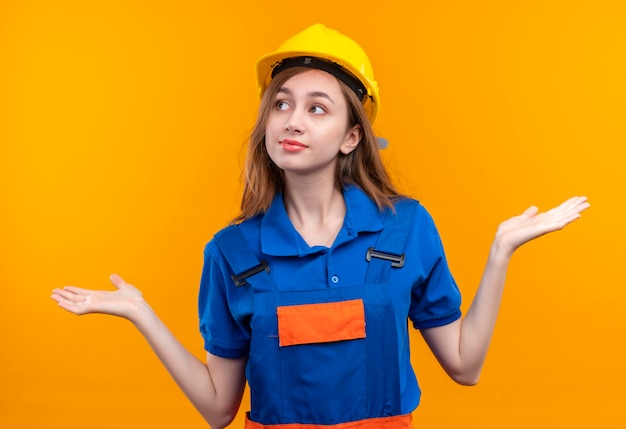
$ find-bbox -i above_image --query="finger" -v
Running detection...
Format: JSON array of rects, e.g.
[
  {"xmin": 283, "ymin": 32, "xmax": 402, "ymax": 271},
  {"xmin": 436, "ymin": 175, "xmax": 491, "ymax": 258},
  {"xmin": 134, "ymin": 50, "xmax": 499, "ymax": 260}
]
[
  {"xmin": 546, "ymin": 196, "xmax": 589, "ymax": 218},
  {"xmin": 109, "ymin": 274, "xmax": 126, "ymax": 289},
  {"xmin": 50, "ymin": 292, "xmax": 66, "ymax": 305},
  {"xmin": 51, "ymin": 292, "xmax": 88, "ymax": 315},
  {"xmin": 62, "ymin": 286, "xmax": 91, "ymax": 296},
  {"xmin": 543, "ymin": 201, "xmax": 587, "ymax": 230},
  {"xmin": 521, "ymin": 206, "xmax": 539, "ymax": 218},
  {"xmin": 52, "ymin": 287, "xmax": 88, "ymax": 302},
  {"xmin": 574, "ymin": 197, "xmax": 590, "ymax": 213},
  {"xmin": 560, "ymin": 196, "xmax": 589, "ymax": 211},
  {"xmin": 55, "ymin": 299, "xmax": 88, "ymax": 315},
  {"xmin": 558, "ymin": 197, "xmax": 589, "ymax": 218}
]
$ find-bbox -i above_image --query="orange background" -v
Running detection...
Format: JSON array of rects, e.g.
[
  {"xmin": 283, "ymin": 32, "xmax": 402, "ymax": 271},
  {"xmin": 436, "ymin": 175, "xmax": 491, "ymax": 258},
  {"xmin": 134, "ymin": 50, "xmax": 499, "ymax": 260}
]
[{"xmin": 1, "ymin": 1, "xmax": 624, "ymax": 428}]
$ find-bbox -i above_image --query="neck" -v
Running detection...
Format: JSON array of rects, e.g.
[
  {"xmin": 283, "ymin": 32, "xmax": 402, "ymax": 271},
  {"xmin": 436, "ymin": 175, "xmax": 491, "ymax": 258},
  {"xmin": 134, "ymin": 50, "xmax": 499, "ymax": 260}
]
[{"xmin": 283, "ymin": 174, "xmax": 346, "ymax": 247}]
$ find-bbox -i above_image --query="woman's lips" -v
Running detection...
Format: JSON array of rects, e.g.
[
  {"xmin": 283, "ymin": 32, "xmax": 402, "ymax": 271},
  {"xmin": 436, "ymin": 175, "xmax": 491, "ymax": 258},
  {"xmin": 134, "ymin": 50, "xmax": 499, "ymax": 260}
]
[{"xmin": 280, "ymin": 139, "xmax": 308, "ymax": 152}]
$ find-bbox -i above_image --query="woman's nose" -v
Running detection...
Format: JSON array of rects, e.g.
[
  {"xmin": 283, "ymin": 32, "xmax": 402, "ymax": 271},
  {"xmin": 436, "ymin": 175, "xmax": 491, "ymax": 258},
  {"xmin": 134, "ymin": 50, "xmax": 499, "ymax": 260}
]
[{"xmin": 284, "ymin": 110, "xmax": 304, "ymax": 134}]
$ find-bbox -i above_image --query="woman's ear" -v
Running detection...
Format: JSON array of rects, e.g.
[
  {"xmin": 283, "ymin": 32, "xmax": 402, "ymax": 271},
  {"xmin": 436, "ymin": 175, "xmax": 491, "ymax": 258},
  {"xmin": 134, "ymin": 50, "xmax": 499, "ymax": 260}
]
[{"xmin": 340, "ymin": 124, "xmax": 362, "ymax": 155}]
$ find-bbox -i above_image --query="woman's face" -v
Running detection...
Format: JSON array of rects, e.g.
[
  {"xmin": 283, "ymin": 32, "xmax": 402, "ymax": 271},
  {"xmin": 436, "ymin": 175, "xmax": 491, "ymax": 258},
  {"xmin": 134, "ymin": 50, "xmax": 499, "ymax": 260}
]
[{"xmin": 265, "ymin": 69, "xmax": 361, "ymax": 179}]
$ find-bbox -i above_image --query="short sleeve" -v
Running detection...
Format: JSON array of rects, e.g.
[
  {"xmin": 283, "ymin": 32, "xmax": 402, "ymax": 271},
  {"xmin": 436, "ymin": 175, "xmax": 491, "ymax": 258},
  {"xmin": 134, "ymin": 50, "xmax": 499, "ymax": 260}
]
[
  {"xmin": 198, "ymin": 241, "xmax": 251, "ymax": 359},
  {"xmin": 408, "ymin": 206, "xmax": 462, "ymax": 329}
]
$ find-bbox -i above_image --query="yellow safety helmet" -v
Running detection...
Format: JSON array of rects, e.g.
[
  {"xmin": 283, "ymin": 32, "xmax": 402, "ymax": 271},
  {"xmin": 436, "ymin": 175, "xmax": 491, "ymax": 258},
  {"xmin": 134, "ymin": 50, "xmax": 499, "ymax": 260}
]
[{"xmin": 256, "ymin": 24, "xmax": 381, "ymax": 125}]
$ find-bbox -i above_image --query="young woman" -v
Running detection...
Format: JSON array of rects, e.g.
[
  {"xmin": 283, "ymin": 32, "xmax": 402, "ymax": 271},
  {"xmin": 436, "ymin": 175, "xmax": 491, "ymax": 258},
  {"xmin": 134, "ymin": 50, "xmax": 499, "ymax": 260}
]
[{"xmin": 51, "ymin": 24, "xmax": 589, "ymax": 429}]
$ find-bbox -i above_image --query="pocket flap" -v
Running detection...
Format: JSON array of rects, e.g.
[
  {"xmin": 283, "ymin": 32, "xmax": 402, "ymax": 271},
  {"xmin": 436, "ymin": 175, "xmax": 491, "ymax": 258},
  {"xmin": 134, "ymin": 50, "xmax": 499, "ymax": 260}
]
[{"xmin": 277, "ymin": 299, "xmax": 366, "ymax": 347}]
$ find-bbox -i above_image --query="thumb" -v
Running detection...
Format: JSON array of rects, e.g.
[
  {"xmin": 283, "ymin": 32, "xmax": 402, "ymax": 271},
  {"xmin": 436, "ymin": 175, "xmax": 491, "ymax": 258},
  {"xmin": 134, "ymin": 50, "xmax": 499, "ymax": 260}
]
[
  {"xmin": 521, "ymin": 205, "xmax": 539, "ymax": 218},
  {"xmin": 109, "ymin": 273, "xmax": 127, "ymax": 289}
]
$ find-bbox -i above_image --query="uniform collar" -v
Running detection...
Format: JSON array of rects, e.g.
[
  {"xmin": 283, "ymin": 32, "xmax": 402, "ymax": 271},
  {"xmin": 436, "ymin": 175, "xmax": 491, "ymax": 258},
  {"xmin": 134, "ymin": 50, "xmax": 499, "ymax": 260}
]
[{"xmin": 261, "ymin": 185, "xmax": 386, "ymax": 257}]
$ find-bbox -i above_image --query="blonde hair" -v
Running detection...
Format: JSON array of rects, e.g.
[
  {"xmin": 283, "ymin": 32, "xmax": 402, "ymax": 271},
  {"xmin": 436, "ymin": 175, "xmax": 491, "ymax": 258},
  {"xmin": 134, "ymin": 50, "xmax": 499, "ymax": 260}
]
[{"xmin": 233, "ymin": 67, "xmax": 400, "ymax": 223}]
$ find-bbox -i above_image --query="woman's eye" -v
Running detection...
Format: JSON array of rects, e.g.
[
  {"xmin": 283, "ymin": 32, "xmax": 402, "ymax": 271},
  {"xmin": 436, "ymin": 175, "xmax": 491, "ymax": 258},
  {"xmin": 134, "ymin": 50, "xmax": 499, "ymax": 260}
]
[
  {"xmin": 310, "ymin": 105, "xmax": 326, "ymax": 114},
  {"xmin": 276, "ymin": 101, "xmax": 289, "ymax": 110}
]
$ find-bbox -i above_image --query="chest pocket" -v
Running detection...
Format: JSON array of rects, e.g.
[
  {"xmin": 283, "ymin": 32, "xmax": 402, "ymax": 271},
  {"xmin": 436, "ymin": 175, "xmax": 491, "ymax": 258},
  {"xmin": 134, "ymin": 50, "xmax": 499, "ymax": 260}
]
[{"xmin": 277, "ymin": 299, "xmax": 366, "ymax": 346}]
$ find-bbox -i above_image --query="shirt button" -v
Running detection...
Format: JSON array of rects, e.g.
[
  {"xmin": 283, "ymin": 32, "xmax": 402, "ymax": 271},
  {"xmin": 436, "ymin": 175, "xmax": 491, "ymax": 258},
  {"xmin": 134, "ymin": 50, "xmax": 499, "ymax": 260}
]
[{"xmin": 331, "ymin": 275, "xmax": 339, "ymax": 284}]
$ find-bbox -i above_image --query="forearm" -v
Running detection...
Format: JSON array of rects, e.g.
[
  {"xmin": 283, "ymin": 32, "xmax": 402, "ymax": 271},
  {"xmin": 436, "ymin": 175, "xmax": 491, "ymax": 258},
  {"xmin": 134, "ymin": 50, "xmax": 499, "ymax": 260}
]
[
  {"xmin": 131, "ymin": 302, "xmax": 242, "ymax": 428},
  {"xmin": 421, "ymin": 239, "xmax": 513, "ymax": 385},
  {"xmin": 457, "ymin": 241, "xmax": 511, "ymax": 382},
  {"xmin": 423, "ymin": 196, "xmax": 588, "ymax": 385}
]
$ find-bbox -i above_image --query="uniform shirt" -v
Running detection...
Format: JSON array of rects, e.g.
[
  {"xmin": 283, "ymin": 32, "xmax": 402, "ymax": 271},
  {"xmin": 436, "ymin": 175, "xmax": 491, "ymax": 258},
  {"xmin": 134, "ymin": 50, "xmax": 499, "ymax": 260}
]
[{"xmin": 198, "ymin": 185, "xmax": 462, "ymax": 414}]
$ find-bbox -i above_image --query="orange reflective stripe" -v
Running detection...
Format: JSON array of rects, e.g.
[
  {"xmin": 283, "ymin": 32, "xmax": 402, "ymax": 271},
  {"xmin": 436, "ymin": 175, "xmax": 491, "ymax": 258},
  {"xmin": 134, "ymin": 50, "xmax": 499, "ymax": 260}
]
[
  {"xmin": 276, "ymin": 299, "xmax": 366, "ymax": 347},
  {"xmin": 245, "ymin": 413, "xmax": 413, "ymax": 429}
]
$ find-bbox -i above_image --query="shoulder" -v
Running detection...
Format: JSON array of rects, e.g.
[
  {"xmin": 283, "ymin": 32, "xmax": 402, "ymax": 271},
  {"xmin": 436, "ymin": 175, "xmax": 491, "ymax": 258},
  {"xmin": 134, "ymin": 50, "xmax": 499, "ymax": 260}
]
[
  {"xmin": 392, "ymin": 195, "xmax": 420, "ymax": 211},
  {"xmin": 397, "ymin": 196, "xmax": 438, "ymax": 219},
  {"xmin": 205, "ymin": 214, "xmax": 264, "ymax": 260},
  {"xmin": 388, "ymin": 197, "xmax": 445, "ymax": 248},
  {"xmin": 390, "ymin": 196, "xmax": 433, "ymax": 222}
]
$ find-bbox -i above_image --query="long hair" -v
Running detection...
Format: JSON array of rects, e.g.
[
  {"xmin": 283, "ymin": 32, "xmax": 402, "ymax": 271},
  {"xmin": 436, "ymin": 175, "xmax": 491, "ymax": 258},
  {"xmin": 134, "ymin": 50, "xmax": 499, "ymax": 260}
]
[{"xmin": 233, "ymin": 67, "xmax": 400, "ymax": 223}]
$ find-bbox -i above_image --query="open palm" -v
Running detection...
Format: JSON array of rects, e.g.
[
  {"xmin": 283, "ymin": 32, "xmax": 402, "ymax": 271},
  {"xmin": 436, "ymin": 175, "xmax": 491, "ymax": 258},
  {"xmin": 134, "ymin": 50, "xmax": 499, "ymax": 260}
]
[
  {"xmin": 496, "ymin": 196, "xmax": 589, "ymax": 256},
  {"xmin": 51, "ymin": 274, "xmax": 143, "ymax": 319}
]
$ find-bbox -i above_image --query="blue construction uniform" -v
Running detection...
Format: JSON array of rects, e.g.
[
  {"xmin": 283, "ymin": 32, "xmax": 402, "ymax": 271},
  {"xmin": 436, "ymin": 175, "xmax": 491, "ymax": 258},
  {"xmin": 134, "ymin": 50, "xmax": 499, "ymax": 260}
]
[{"xmin": 198, "ymin": 185, "xmax": 462, "ymax": 427}]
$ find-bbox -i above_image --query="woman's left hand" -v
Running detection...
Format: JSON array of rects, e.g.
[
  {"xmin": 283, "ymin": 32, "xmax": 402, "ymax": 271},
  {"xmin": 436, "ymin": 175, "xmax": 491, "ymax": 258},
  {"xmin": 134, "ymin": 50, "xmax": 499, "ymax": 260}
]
[{"xmin": 495, "ymin": 196, "xmax": 590, "ymax": 257}]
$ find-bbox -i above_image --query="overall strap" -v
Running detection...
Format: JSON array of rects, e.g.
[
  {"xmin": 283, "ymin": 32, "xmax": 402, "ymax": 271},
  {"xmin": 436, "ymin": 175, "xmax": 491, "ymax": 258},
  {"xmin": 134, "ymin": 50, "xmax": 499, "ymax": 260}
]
[
  {"xmin": 213, "ymin": 225, "xmax": 271, "ymax": 288},
  {"xmin": 365, "ymin": 199, "xmax": 418, "ymax": 284}
]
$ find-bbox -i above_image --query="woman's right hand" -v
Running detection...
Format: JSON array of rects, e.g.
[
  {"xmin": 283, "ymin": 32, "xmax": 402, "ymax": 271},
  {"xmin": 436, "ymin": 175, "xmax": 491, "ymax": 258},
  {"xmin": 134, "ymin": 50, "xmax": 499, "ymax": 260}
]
[
  {"xmin": 51, "ymin": 274, "xmax": 144, "ymax": 320},
  {"xmin": 52, "ymin": 273, "xmax": 247, "ymax": 427}
]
